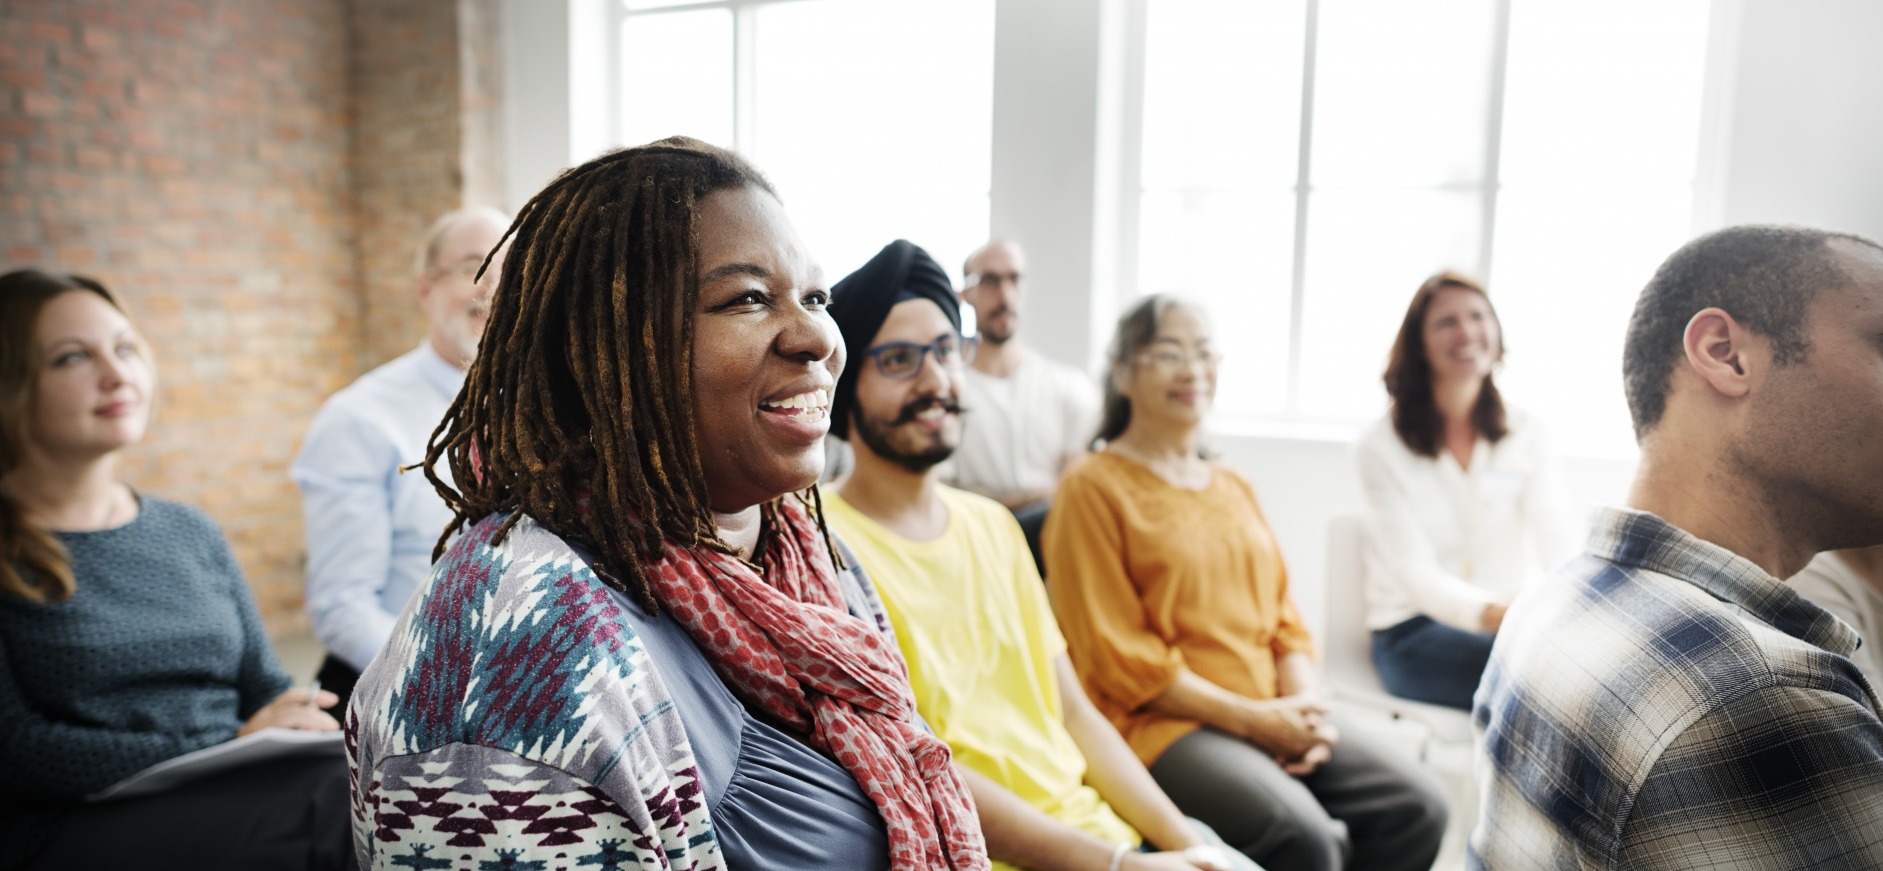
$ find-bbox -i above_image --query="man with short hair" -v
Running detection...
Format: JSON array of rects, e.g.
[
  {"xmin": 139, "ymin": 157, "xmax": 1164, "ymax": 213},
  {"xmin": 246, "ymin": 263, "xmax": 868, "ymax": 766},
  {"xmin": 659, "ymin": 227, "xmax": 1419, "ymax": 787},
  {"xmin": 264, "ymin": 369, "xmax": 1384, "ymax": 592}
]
[
  {"xmin": 951, "ymin": 240, "xmax": 1100, "ymax": 513},
  {"xmin": 824, "ymin": 240, "xmax": 1252, "ymax": 871},
  {"xmin": 1472, "ymin": 225, "xmax": 1883, "ymax": 869},
  {"xmin": 290, "ymin": 207, "xmax": 508, "ymax": 710}
]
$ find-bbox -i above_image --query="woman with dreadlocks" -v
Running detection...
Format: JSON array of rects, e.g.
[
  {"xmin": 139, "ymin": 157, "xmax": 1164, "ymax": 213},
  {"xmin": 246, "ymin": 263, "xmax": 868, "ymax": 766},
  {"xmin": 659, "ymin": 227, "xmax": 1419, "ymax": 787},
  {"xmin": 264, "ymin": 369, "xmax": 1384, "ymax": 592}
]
[{"xmin": 345, "ymin": 138, "xmax": 986, "ymax": 871}]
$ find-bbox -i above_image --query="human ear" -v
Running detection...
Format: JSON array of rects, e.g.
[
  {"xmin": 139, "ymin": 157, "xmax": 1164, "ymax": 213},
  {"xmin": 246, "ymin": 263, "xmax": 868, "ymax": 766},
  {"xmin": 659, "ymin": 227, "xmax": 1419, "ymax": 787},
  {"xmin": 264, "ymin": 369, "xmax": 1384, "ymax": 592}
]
[{"xmin": 1682, "ymin": 307, "xmax": 1752, "ymax": 399}]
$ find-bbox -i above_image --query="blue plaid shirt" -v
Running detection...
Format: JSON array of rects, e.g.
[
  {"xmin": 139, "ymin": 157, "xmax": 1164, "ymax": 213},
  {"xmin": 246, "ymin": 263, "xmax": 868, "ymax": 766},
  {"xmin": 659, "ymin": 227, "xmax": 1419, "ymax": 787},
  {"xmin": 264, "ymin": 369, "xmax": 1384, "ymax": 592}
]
[{"xmin": 1471, "ymin": 507, "xmax": 1883, "ymax": 869}]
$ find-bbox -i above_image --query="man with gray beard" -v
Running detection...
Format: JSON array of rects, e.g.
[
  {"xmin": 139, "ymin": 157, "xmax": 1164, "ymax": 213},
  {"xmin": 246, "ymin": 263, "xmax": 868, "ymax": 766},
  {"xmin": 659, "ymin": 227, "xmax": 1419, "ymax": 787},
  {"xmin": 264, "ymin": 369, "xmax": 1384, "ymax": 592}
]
[{"xmin": 290, "ymin": 207, "xmax": 508, "ymax": 712}]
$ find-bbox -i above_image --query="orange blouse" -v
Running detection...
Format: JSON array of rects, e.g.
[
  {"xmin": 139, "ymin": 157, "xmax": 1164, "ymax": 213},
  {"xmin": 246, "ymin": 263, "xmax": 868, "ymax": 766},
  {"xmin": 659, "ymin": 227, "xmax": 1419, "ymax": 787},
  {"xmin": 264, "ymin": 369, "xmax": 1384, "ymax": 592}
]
[{"xmin": 1044, "ymin": 452, "xmax": 1316, "ymax": 764}]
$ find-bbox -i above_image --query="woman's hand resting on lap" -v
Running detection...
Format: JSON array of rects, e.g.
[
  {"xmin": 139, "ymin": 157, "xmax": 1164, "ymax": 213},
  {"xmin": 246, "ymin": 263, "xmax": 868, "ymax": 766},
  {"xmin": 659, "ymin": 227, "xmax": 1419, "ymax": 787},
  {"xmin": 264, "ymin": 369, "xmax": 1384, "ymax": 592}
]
[
  {"xmin": 238, "ymin": 687, "xmax": 341, "ymax": 736},
  {"xmin": 1235, "ymin": 695, "xmax": 1340, "ymax": 777},
  {"xmin": 1233, "ymin": 695, "xmax": 1327, "ymax": 760}
]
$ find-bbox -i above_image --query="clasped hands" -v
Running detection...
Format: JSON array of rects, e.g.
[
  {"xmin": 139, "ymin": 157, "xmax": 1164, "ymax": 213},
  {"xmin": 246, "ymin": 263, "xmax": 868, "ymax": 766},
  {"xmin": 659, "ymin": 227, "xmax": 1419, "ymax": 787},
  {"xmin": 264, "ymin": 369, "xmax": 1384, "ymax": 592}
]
[{"xmin": 1236, "ymin": 694, "xmax": 1338, "ymax": 777}]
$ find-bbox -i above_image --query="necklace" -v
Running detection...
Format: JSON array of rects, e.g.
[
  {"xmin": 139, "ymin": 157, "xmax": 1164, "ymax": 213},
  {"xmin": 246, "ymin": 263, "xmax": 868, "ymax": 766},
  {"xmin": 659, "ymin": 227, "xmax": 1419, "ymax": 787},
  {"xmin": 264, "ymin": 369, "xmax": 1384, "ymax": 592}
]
[{"xmin": 1109, "ymin": 442, "xmax": 1210, "ymax": 491}]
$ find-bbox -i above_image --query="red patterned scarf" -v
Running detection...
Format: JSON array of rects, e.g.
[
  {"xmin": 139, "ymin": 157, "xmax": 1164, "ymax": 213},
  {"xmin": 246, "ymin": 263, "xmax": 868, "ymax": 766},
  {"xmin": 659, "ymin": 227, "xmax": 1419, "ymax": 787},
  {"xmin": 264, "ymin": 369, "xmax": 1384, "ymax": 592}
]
[{"xmin": 645, "ymin": 496, "xmax": 988, "ymax": 870}]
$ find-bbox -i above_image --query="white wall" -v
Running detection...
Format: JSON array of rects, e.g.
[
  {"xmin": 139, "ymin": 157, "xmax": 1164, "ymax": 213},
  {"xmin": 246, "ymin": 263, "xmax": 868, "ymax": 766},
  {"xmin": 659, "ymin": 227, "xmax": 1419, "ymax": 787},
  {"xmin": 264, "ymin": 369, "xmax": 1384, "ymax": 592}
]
[
  {"xmin": 1713, "ymin": 0, "xmax": 1883, "ymax": 239},
  {"xmin": 501, "ymin": 0, "xmax": 617, "ymax": 212},
  {"xmin": 988, "ymin": 0, "xmax": 1119, "ymax": 371},
  {"xmin": 501, "ymin": 0, "xmax": 570, "ymax": 212},
  {"xmin": 498, "ymin": 0, "xmax": 1878, "ymax": 640},
  {"xmin": 1212, "ymin": 430, "xmax": 1635, "ymax": 644}
]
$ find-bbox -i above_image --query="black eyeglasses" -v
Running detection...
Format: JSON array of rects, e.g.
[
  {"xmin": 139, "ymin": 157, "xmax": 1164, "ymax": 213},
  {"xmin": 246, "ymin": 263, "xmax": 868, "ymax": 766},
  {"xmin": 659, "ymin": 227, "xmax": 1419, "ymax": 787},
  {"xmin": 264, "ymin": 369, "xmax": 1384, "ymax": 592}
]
[{"xmin": 861, "ymin": 334, "xmax": 979, "ymax": 380}]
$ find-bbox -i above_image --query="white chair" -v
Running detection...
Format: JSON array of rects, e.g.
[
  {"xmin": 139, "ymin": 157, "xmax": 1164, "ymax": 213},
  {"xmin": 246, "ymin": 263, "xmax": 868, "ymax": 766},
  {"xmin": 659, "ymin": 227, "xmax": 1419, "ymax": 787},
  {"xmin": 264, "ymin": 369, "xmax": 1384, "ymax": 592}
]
[
  {"xmin": 1324, "ymin": 511, "xmax": 1479, "ymax": 869},
  {"xmin": 1321, "ymin": 511, "xmax": 1475, "ymax": 752}
]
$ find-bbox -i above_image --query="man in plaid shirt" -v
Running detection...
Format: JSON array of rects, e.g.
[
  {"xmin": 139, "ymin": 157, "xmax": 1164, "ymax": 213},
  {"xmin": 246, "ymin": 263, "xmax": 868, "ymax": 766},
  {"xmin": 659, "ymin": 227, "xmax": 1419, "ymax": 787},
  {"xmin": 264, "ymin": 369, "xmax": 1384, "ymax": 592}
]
[{"xmin": 1472, "ymin": 225, "xmax": 1883, "ymax": 869}]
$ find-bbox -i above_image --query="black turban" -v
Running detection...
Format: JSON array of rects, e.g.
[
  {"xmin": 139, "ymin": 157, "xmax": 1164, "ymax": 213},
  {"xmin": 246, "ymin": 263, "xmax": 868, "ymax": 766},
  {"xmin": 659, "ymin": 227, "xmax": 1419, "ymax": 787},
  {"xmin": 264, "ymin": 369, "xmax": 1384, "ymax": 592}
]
[{"xmin": 828, "ymin": 239, "xmax": 961, "ymax": 439}]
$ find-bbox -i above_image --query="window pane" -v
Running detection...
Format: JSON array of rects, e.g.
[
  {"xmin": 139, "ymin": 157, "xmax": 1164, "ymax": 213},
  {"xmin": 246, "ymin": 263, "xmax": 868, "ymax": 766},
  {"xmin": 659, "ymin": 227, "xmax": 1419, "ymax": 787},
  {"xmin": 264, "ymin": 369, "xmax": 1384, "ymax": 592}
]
[
  {"xmin": 1311, "ymin": 0, "xmax": 1496, "ymax": 187},
  {"xmin": 751, "ymin": 0, "xmax": 994, "ymax": 278},
  {"xmin": 1141, "ymin": 0, "xmax": 1307, "ymax": 192},
  {"xmin": 1137, "ymin": 191, "xmax": 1296, "ymax": 417},
  {"xmin": 1500, "ymin": 0, "xmax": 1711, "ymax": 186},
  {"xmin": 620, "ymin": 9, "xmax": 734, "ymax": 149},
  {"xmin": 1297, "ymin": 189, "xmax": 1482, "ymax": 419},
  {"xmin": 1491, "ymin": 186, "xmax": 1691, "ymax": 456}
]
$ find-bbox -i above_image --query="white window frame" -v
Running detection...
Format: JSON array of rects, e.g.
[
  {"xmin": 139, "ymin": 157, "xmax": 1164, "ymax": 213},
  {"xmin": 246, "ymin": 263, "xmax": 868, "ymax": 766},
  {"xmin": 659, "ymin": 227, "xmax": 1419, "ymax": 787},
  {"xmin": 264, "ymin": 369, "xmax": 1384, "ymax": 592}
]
[
  {"xmin": 1109, "ymin": 0, "xmax": 1722, "ymax": 434},
  {"xmin": 610, "ymin": 0, "xmax": 825, "ymax": 155}
]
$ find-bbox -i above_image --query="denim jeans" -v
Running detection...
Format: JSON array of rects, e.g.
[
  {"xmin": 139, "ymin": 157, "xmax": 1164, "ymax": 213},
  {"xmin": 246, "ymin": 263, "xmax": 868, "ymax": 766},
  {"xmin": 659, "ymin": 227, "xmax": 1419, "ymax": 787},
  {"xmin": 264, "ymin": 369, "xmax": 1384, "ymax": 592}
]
[{"xmin": 1371, "ymin": 614, "xmax": 1495, "ymax": 711}]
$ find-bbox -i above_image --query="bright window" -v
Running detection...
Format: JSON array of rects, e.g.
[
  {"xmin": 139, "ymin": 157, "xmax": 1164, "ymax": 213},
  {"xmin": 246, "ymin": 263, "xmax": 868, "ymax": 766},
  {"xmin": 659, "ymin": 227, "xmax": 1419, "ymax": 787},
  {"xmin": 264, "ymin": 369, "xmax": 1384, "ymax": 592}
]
[
  {"xmin": 1132, "ymin": 0, "xmax": 1712, "ymax": 455},
  {"xmin": 616, "ymin": 0, "xmax": 995, "ymax": 280}
]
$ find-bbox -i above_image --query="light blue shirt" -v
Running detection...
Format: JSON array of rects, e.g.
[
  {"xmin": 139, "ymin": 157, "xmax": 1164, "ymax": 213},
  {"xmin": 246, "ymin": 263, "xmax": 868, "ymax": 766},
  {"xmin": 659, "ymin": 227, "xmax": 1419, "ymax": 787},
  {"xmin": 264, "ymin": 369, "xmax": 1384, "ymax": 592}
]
[{"xmin": 290, "ymin": 343, "xmax": 462, "ymax": 671}]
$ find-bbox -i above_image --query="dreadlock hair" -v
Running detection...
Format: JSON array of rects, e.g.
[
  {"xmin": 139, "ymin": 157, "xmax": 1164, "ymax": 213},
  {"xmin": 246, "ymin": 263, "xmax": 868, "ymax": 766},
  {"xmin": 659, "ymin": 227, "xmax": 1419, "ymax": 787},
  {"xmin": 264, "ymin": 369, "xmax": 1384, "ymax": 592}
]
[
  {"xmin": 1383, "ymin": 270, "xmax": 1508, "ymax": 458},
  {"xmin": 422, "ymin": 136, "xmax": 841, "ymax": 615}
]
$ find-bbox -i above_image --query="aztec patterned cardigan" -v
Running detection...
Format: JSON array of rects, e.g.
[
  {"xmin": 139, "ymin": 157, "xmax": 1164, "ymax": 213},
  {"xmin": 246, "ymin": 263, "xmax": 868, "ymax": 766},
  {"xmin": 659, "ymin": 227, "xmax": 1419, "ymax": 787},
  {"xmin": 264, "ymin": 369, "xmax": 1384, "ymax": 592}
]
[{"xmin": 345, "ymin": 512, "xmax": 898, "ymax": 870}]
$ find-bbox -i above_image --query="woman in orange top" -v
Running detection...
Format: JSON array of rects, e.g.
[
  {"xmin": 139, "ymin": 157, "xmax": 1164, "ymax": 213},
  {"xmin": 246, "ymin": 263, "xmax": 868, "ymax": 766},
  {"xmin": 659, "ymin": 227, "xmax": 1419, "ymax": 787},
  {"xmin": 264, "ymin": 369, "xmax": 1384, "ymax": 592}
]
[{"xmin": 1044, "ymin": 295, "xmax": 1447, "ymax": 871}]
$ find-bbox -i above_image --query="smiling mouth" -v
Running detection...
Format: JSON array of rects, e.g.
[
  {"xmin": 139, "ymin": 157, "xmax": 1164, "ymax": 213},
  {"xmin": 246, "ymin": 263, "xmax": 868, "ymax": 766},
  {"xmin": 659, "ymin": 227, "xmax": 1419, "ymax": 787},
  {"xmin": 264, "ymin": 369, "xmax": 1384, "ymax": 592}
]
[
  {"xmin": 893, "ymin": 397, "xmax": 962, "ymax": 426},
  {"xmin": 759, "ymin": 389, "xmax": 831, "ymax": 423}
]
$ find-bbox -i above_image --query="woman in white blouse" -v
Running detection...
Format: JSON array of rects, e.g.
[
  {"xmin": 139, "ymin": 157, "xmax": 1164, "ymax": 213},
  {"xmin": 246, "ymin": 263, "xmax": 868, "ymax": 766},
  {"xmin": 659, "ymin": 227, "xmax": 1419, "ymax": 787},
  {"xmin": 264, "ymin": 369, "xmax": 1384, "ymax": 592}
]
[{"xmin": 1355, "ymin": 272, "xmax": 1580, "ymax": 710}]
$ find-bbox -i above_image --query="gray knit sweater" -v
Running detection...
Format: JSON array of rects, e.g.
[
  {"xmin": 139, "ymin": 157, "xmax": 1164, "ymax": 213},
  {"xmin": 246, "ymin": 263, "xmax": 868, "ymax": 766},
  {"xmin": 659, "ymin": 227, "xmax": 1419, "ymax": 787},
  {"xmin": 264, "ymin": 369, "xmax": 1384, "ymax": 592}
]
[{"xmin": 0, "ymin": 496, "xmax": 293, "ymax": 802}]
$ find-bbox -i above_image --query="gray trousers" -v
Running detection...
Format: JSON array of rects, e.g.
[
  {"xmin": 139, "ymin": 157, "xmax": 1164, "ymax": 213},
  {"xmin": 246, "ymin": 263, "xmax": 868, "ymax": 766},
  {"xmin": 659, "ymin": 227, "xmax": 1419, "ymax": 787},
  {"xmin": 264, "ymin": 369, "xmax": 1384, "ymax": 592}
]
[{"xmin": 1148, "ymin": 722, "xmax": 1448, "ymax": 871}]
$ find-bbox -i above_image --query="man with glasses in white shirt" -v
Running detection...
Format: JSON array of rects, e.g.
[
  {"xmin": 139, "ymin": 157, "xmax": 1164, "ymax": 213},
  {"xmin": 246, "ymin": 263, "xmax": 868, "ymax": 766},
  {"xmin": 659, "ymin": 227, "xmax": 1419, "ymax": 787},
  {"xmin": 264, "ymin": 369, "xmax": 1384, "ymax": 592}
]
[
  {"xmin": 290, "ymin": 207, "xmax": 508, "ymax": 713},
  {"xmin": 950, "ymin": 240, "xmax": 1101, "ymax": 568}
]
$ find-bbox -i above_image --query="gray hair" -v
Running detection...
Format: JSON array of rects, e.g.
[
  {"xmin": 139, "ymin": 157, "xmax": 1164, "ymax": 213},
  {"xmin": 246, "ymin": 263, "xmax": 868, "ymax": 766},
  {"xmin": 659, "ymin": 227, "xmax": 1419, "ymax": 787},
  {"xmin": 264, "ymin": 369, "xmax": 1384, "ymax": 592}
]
[{"xmin": 413, "ymin": 206, "xmax": 511, "ymax": 278}]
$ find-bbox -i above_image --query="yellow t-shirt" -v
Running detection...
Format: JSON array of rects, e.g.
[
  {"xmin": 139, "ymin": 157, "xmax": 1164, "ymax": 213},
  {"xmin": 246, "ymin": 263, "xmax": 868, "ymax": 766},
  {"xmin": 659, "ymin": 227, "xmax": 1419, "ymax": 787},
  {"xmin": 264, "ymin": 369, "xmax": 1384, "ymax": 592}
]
[{"xmin": 824, "ymin": 486, "xmax": 1138, "ymax": 869}]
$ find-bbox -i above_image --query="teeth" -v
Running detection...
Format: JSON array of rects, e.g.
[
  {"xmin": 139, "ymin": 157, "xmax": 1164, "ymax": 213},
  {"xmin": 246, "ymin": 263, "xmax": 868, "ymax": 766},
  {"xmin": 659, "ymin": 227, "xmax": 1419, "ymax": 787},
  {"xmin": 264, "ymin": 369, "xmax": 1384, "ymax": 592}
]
[
  {"xmin": 760, "ymin": 390, "xmax": 831, "ymax": 416},
  {"xmin": 915, "ymin": 406, "xmax": 947, "ymax": 421}
]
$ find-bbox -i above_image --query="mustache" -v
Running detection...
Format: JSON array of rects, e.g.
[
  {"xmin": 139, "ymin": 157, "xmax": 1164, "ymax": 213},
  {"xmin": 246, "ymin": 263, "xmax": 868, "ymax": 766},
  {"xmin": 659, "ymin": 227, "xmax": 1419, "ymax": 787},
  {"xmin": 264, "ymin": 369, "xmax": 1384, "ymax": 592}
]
[{"xmin": 892, "ymin": 396, "xmax": 965, "ymax": 425}]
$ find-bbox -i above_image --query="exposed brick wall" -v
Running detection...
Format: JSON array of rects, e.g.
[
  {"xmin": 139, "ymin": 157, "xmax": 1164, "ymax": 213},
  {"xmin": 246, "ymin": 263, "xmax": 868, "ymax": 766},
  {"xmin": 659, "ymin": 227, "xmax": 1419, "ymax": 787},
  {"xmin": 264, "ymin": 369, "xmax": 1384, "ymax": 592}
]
[
  {"xmin": 0, "ymin": 0, "xmax": 359, "ymax": 633},
  {"xmin": 0, "ymin": 0, "xmax": 500, "ymax": 634},
  {"xmin": 350, "ymin": 0, "xmax": 463, "ymax": 367},
  {"xmin": 458, "ymin": 0, "xmax": 507, "ymax": 213}
]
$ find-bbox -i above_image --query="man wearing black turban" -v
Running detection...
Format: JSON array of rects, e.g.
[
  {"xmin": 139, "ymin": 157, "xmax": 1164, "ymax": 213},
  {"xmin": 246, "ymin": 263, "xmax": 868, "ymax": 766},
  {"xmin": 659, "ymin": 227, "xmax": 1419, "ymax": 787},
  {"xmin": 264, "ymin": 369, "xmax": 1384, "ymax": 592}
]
[{"xmin": 828, "ymin": 239, "xmax": 964, "ymax": 443}]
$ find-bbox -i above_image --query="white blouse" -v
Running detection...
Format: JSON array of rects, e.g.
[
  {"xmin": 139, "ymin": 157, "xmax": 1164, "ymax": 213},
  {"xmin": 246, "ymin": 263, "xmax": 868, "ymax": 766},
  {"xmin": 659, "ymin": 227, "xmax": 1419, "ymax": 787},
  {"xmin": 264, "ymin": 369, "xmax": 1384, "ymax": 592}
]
[{"xmin": 1355, "ymin": 407, "xmax": 1582, "ymax": 632}]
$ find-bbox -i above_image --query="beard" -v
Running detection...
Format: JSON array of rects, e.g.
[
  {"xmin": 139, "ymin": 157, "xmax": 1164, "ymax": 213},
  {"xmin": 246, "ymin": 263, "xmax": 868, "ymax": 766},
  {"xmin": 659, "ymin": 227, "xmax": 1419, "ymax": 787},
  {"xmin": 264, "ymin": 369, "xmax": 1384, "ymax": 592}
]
[
  {"xmin": 851, "ymin": 397, "xmax": 963, "ymax": 474},
  {"xmin": 978, "ymin": 306, "xmax": 1016, "ymax": 345}
]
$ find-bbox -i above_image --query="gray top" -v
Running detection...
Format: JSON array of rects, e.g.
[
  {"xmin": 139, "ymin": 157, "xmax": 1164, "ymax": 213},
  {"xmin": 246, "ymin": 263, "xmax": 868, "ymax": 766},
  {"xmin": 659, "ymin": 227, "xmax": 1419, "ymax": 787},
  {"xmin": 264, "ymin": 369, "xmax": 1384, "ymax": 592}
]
[
  {"xmin": 623, "ymin": 586, "xmax": 891, "ymax": 869},
  {"xmin": 0, "ymin": 496, "xmax": 293, "ymax": 803}
]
